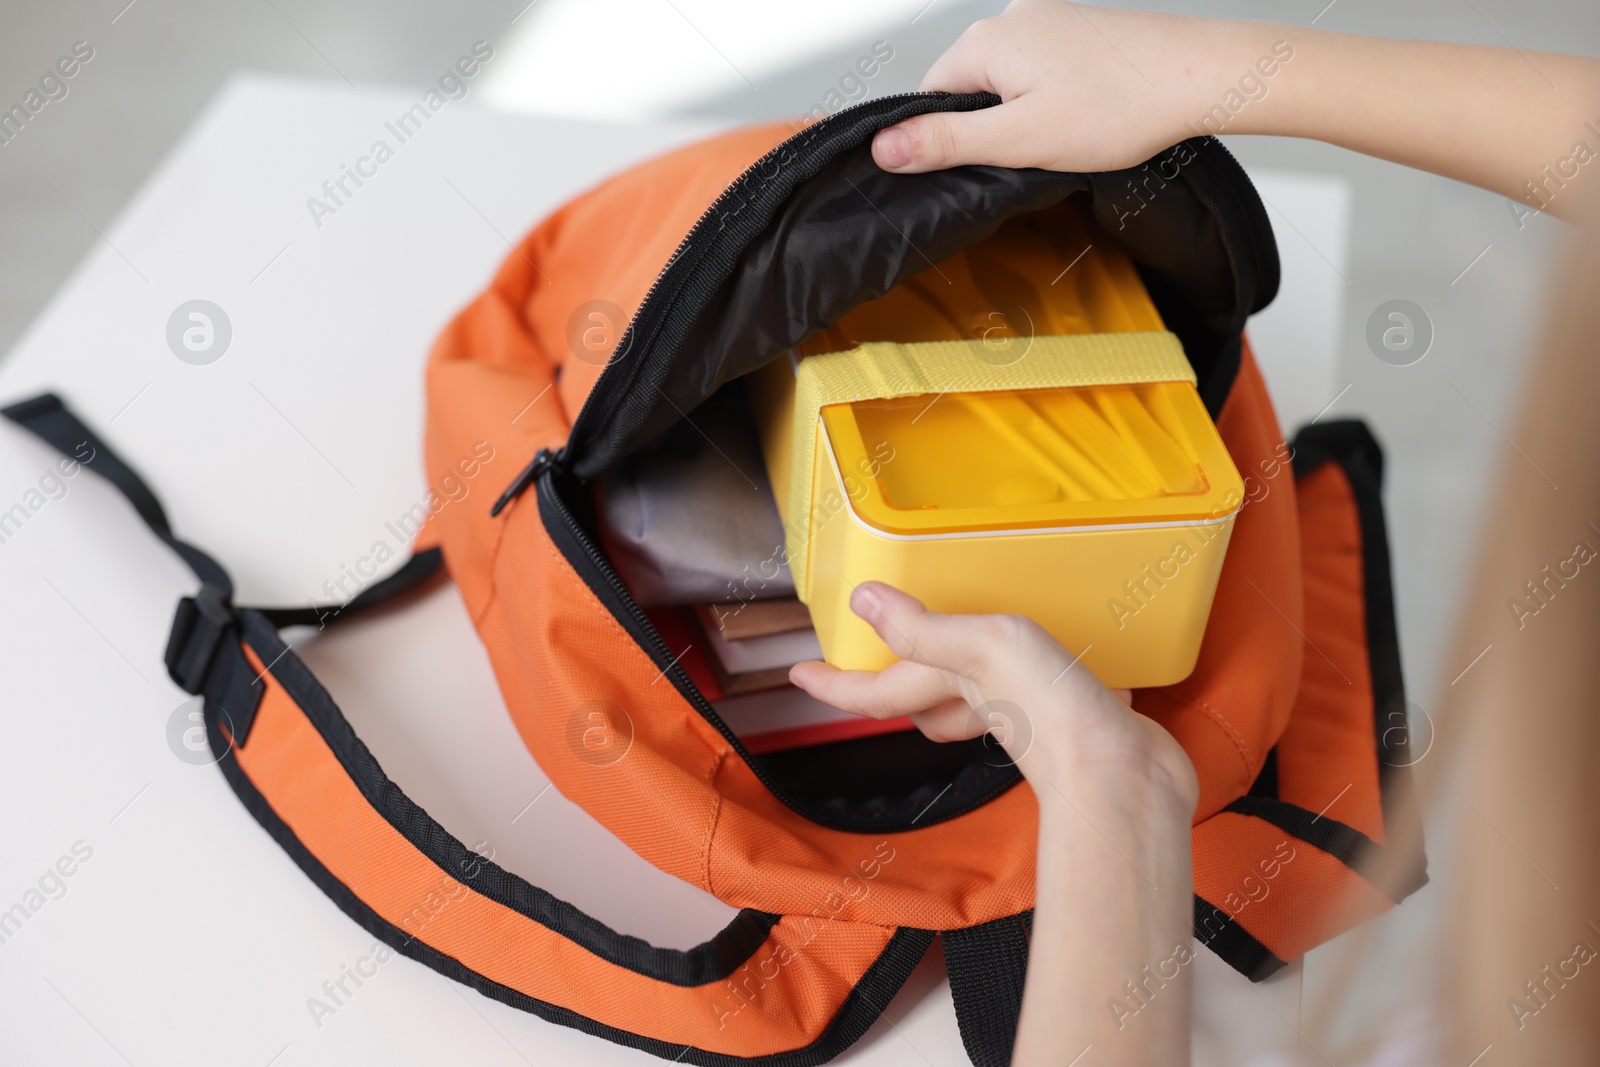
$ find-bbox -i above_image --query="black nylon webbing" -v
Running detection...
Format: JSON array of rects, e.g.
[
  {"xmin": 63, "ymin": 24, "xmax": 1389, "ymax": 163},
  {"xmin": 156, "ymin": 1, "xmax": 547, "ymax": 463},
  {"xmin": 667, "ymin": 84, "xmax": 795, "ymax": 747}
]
[
  {"xmin": 1, "ymin": 390, "xmax": 442, "ymax": 742},
  {"xmin": 1, "ymin": 391, "xmax": 442, "ymax": 624},
  {"xmin": 255, "ymin": 547, "xmax": 444, "ymax": 629},
  {"xmin": 943, "ymin": 914, "xmax": 1031, "ymax": 1067},
  {"xmin": 2, "ymin": 392, "xmax": 234, "ymax": 594}
]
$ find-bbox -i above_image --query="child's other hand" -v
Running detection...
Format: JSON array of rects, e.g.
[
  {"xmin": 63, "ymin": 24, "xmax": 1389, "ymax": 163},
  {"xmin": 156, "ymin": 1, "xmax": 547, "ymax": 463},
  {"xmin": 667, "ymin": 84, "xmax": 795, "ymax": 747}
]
[
  {"xmin": 871, "ymin": 0, "xmax": 1253, "ymax": 175},
  {"xmin": 788, "ymin": 581, "xmax": 1197, "ymax": 814}
]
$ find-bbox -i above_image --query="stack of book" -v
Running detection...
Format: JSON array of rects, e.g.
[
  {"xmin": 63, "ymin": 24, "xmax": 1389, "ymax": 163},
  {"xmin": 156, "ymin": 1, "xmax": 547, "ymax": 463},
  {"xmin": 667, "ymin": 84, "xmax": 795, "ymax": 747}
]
[
  {"xmin": 645, "ymin": 599, "xmax": 916, "ymax": 754},
  {"xmin": 693, "ymin": 598, "xmax": 818, "ymax": 694}
]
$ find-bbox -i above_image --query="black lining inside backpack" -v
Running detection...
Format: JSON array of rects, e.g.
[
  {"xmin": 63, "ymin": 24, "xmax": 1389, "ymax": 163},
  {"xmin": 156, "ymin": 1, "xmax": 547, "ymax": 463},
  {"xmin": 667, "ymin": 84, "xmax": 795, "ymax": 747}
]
[
  {"xmin": 564, "ymin": 92, "xmax": 1278, "ymax": 478},
  {"xmin": 756, "ymin": 730, "xmax": 1021, "ymax": 827},
  {"xmin": 1194, "ymin": 896, "xmax": 1288, "ymax": 981}
]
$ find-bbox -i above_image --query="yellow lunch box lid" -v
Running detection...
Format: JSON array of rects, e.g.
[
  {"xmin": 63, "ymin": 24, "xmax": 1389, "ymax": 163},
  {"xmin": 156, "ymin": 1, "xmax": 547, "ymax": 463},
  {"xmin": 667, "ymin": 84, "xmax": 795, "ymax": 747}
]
[{"xmin": 821, "ymin": 378, "xmax": 1245, "ymax": 536}]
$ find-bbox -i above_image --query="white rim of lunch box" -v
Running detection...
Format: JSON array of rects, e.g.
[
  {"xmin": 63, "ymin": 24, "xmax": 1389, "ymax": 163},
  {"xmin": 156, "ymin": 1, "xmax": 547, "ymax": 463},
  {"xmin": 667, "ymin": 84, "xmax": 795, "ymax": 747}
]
[{"xmin": 817, "ymin": 417, "xmax": 1242, "ymax": 545}]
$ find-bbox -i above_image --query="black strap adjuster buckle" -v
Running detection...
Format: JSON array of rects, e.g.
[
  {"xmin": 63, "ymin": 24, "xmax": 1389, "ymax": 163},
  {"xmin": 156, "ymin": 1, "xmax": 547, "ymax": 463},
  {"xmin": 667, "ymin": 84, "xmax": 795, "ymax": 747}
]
[{"xmin": 164, "ymin": 583, "xmax": 235, "ymax": 695}]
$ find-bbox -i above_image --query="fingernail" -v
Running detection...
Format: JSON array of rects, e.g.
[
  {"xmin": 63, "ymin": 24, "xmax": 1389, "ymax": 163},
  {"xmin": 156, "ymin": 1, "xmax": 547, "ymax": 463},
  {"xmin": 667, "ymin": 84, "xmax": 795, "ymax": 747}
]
[
  {"xmin": 875, "ymin": 126, "xmax": 913, "ymax": 169},
  {"xmin": 851, "ymin": 583, "xmax": 883, "ymax": 619}
]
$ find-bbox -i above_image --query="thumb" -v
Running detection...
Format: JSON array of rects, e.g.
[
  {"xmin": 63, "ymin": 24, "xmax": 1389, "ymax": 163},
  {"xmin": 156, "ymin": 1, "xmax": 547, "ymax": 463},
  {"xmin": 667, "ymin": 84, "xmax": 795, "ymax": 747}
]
[{"xmin": 871, "ymin": 102, "xmax": 1034, "ymax": 174}]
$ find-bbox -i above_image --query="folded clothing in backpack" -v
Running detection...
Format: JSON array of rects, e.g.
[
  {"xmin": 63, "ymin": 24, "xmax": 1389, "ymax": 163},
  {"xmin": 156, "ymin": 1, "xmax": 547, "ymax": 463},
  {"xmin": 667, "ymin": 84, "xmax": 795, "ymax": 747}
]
[{"xmin": 597, "ymin": 392, "xmax": 795, "ymax": 607}]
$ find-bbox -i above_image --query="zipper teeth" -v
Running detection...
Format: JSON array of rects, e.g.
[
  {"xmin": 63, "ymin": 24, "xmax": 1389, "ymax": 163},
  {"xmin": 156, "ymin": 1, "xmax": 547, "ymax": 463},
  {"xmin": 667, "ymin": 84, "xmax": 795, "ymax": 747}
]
[
  {"xmin": 532, "ymin": 91, "xmax": 1029, "ymax": 834},
  {"xmin": 617, "ymin": 91, "xmax": 932, "ymax": 346},
  {"xmin": 1185, "ymin": 136, "xmax": 1276, "ymax": 312},
  {"xmin": 557, "ymin": 105, "xmax": 1267, "ymax": 477},
  {"xmin": 538, "ymin": 468, "xmax": 789, "ymax": 791},
  {"xmin": 537, "ymin": 467, "xmax": 1014, "ymax": 833},
  {"xmin": 560, "ymin": 91, "xmax": 950, "ymax": 462},
  {"xmin": 540, "ymin": 467, "xmax": 806, "ymax": 809}
]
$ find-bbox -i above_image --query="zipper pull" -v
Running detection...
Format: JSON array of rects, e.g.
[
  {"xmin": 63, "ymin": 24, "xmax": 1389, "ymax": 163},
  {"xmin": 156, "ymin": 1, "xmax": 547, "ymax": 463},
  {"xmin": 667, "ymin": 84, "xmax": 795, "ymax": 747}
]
[{"xmin": 490, "ymin": 447, "xmax": 560, "ymax": 517}]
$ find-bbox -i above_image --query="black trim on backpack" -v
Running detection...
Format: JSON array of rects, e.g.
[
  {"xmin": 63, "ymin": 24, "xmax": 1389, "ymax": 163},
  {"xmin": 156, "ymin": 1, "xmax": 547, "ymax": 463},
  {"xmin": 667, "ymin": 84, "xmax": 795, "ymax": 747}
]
[
  {"xmin": 1190, "ymin": 795, "xmax": 1409, "ymax": 983},
  {"xmin": 539, "ymin": 462, "xmax": 1026, "ymax": 835},
  {"xmin": 209, "ymin": 701, "xmax": 935, "ymax": 1066},
  {"xmin": 1219, "ymin": 794, "xmax": 1424, "ymax": 904},
  {"xmin": 1192, "ymin": 897, "xmax": 1288, "ymax": 981},
  {"xmin": 233, "ymin": 607, "xmax": 794, "ymax": 986},
  {"xmin": 1193, "ymin": 419, "xmax": 1428, "ymax": 980},
  {"xmin": 1221, "ymin": 796, "xmax": 1378, "ymax": 877},
  {"xmin": 1290, "ymin": 420, "xmax": 1426, "ymax": 899},
  {"xmin": 1290, "ymin": 422, "xmax": 1416, "ymax": 826}
]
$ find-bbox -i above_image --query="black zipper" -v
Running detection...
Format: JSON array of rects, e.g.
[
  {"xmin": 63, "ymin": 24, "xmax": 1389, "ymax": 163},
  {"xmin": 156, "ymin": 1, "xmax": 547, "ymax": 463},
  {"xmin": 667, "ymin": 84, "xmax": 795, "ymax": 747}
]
[
  {"xmin": 496, "ymin": 97, "xmax": 1269, "ymax": 501},
  {"xmin": 491, "ymin": 91, "xmax": 997, "ymax": 511},
  {"xmin": 491, "ymin": 447, "xmax": 558, "ymax": 517},
  {"xmin": 567, "ymin": 92, "xmax": 950, "ymax": 450},
  {"xmin": 564, "ymin": 90, "xmax": 1009, "ymax": 483},
  {"xmin": 492, "ymin": 91, "xmax": 1027, "ymax": 834}
]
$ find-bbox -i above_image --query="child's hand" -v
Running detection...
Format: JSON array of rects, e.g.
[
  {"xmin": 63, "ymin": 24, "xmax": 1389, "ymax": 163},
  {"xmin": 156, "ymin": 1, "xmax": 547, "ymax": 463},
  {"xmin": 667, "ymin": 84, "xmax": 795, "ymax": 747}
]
[
  {"xmin": 793, "ymin": 582, "xmax": 1199, "ymax": 1063},
  {"xmin": 788, "ymin": 581, "xmax": 1197, "ymax": 813},
  {"xmin": 871, "ymin": 1, "xmax": 1254, "ymax": 175},
  {"xmin": 872, "ymin": 1, "xmax": 1600, "ymax": 224}
]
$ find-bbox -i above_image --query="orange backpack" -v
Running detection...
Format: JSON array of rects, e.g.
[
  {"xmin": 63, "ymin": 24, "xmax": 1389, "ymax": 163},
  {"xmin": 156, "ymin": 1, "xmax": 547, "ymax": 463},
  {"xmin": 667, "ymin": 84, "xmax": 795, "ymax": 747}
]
[{"xmin": 4, "ymin": 92, "xmax": 1425, "ymax": 1065}]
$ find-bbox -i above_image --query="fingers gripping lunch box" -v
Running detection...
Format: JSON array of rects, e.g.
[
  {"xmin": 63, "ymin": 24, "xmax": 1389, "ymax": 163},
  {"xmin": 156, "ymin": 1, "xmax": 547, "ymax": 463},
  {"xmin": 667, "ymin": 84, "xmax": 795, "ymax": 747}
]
[{"xmin": 4, "ymin": 92, "xmax": 1427, "ymax": 1066}]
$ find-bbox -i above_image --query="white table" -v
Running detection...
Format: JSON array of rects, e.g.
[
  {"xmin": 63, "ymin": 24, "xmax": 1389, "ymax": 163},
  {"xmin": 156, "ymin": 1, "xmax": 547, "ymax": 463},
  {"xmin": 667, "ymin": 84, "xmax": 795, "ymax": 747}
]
[{"xmin": 0, "ymin": 75, "xmax": 1333, "ymax": 1066}]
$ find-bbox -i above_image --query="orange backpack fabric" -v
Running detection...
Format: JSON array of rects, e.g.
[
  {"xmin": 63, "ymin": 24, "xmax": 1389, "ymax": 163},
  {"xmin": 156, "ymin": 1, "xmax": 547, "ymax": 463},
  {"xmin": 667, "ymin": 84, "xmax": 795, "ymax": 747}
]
[{"xmin": 2, "ymin": 92, "xmax": 1425, "ymax": 1067}]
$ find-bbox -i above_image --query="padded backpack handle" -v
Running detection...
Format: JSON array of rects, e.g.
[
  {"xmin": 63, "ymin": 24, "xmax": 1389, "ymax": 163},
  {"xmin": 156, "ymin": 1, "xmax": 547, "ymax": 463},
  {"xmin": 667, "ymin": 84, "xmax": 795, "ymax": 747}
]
[{"xmin": 1, "ymin": 393, "xmax": 935, "ymax": 1064}]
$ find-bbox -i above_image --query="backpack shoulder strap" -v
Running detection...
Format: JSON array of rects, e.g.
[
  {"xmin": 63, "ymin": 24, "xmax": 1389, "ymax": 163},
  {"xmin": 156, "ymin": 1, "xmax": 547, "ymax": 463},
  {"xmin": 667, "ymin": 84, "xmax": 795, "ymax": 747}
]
[
  {"xmin": 943, "ymin": 913, "xmax": 1032, "ymax": 1067},
  {"xmin": 2, "ymin": 392, "xmax": 934, "ymax": 1065}
]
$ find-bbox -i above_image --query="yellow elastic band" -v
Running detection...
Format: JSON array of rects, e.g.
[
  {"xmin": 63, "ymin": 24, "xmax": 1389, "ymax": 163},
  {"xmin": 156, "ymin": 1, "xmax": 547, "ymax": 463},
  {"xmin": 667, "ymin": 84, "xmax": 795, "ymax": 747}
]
[{"xmin": 783, "ymin": 330, "xmax": 1195, "ymax": 593}]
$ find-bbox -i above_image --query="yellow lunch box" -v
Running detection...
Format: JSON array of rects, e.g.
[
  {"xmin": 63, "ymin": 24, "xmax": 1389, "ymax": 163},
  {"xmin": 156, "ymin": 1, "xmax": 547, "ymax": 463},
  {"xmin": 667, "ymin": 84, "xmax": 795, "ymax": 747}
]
[{"xmin": 750, "ymin": 206, "xmax": 1245, "ymax": 688}]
